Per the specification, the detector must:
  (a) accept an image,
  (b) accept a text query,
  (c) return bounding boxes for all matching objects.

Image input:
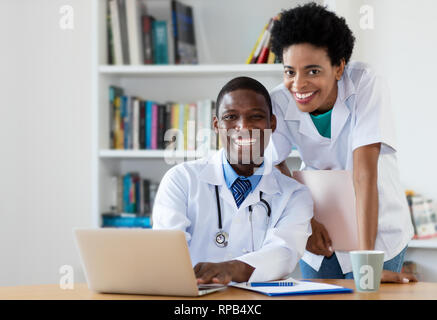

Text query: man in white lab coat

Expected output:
[152,76,313,284]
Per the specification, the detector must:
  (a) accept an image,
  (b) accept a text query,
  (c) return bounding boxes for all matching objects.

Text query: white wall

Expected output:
[0,0,92,285]
[335,0,437,200]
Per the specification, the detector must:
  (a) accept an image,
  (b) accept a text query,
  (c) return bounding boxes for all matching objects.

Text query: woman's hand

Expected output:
[194,260,255,285]
[306,218,334,257]
[380,270,418,283]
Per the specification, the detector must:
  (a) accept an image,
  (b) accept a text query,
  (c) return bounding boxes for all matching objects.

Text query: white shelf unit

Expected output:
[92,0,303,227]
[408,239,437,249]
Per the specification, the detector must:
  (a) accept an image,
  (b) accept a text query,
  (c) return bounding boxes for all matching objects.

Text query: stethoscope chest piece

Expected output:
[215,230,229,248]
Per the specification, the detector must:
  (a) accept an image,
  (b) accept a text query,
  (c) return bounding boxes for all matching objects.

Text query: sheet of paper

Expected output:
[292,170,359,251]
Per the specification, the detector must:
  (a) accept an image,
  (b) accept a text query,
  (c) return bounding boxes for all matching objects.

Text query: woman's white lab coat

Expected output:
[269,61,414,274]
[152,149,313,282]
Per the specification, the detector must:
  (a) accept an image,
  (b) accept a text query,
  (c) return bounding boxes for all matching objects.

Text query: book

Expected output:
[246,22,269,64]
[267,50,276,64]
[256,31,272,64]
[151,103,158,149]
[410,194,437,239]
[145,100,153,149]
[183,104,189,150]
[109,0,123,65]
[195,99,212,156]
[250,18,272,64]
[109,86,124,149]
[141,179,151,215]
[125,0,145,65]
[171,0,198,64]
[187,103,196,151]
[132,98,140,150]
[152,20,169,64]
[106,0,115,64]
[117,0,130,64]
[139,100,145,149]
[178,103,185,150]
[123,173,131,212]
[102,214,152,228]
[164,102,174,149]
[121,96,129,149]
[142,15,155,64]
[157,104,166,149]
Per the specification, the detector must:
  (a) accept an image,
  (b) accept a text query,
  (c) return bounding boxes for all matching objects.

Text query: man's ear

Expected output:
[270,114,277,133]
[212,115,219,134]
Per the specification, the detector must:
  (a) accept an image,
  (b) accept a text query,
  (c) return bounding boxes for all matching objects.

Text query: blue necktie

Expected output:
[231,178,252,208]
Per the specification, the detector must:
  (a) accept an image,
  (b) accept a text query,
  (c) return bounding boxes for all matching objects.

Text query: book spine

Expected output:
[128,96,133,149]
[109,0,123,65]
[107,1,115,64]
[171,0,179,64]
[251,18,272,64]
[123,173,131,213]
[157,104,165,149]
[172,1,197,64]
[178,103,185,150]
[256,27,272,64]
[145,101,153,149]
[125,0,144,65]
[142,179,151,215]
[117,0,130,64]
[183,104,189,150]
[152,20,169,64]
[142,15,154,64]
[109,86,115,149]
[133,98,140,150]
[132,173,140,214]
[246,22,268,64]
[117,176,123,213]
[102,215,151,228]
[151,103,158,149]
[187,103,196,151]
[122,96,129,149]
[164,103,173,148]
[267,50,276,64]
[139,100,145,149]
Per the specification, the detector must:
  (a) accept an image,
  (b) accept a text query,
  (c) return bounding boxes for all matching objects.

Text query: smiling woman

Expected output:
[268,2,415,283]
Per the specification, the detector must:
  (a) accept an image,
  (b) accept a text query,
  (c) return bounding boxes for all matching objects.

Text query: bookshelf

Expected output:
[408,239,437,249]
[92,0,302,227]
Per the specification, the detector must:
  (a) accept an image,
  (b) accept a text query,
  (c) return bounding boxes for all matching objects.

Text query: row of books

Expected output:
[246,15,280,64]
[107,0,197,65]
[110,173,159,215]
[109,86,218,151]
[406,191,437,239]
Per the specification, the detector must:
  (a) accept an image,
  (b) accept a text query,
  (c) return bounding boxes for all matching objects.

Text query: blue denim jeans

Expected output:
[299,246,408,279]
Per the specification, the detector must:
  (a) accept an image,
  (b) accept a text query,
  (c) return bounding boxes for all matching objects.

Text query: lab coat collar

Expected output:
[199,149,281,198]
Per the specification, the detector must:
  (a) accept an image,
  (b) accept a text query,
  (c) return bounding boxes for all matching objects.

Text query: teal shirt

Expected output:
[310,109,332,139]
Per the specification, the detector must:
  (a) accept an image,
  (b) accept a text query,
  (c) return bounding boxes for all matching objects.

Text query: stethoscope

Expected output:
[214,185,271,250]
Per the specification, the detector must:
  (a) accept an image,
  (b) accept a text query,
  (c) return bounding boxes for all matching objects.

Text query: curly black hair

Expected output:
[271,2,355,66]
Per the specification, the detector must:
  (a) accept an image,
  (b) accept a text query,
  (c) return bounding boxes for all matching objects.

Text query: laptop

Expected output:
[74,228,226,296]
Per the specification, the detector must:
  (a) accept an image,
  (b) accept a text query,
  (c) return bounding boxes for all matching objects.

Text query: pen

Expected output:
[249,281,294,287]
